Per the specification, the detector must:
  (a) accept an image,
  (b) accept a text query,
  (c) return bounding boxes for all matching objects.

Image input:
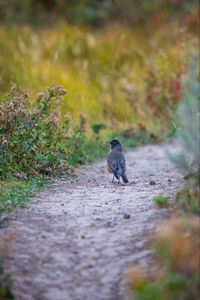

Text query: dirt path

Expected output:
[2,143,183,300]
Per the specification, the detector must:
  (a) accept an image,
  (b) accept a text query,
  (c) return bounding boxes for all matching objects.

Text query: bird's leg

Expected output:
[118,177,120,184]
[112,175,115,183]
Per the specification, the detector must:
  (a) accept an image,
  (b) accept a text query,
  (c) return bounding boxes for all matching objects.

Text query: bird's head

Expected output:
[109,139,122,151]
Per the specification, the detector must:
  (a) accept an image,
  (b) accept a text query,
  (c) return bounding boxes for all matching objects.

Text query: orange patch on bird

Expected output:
[106,164,112,173]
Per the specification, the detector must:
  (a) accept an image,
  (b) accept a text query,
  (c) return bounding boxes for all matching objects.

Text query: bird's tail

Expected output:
[121,173,129,183]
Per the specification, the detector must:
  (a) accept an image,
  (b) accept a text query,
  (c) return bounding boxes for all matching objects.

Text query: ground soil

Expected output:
[1,143,183,300]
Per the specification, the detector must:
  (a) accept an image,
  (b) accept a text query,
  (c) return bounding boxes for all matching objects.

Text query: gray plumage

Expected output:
[107,139,129,183]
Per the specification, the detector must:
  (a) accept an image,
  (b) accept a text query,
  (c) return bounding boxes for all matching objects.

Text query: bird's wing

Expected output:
[118,155,126,175]
[118,155,128,182]
[107,153,120,179]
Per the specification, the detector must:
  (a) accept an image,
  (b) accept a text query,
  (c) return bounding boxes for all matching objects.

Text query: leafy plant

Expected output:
[167,59,200,214]
[153,195,168,206]
[175,178,200,214]
[0,85,80,178]
[0,178,47,211]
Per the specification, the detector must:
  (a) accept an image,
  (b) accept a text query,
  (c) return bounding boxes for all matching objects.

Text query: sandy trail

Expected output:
[2,143,183,300]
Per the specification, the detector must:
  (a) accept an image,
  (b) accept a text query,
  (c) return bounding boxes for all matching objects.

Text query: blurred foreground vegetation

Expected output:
[125,63,200,300]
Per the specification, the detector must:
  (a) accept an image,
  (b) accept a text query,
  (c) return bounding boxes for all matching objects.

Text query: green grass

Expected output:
[0,177,48,212]
[0,21,195,127]
[70,126,159,165]
[153,195,168,207]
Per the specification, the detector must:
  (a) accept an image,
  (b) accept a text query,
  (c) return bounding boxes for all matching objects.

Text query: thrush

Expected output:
[106,139,129,183]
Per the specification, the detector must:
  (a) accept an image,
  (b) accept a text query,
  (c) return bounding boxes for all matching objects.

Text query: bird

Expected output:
[106,139,129,183]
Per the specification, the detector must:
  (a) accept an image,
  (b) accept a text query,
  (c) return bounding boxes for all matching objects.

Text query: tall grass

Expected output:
[0,22,196,128]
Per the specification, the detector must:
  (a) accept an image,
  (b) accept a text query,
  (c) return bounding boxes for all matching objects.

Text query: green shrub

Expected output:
[167,59,200,214]
[69,131,108,165]
[0,178,47,211]
[175,178,200,214]
[167,60,200,177]
[153,195,168,206]
[0,85,80,178]
[91,123,107,135]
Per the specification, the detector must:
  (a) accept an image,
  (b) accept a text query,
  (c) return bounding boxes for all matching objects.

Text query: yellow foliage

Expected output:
[0,22,197,128]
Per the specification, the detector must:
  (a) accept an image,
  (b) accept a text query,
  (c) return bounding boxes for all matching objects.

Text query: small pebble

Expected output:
[123,213,131,219]
[149,180,156,185]
[87,264,93,269]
